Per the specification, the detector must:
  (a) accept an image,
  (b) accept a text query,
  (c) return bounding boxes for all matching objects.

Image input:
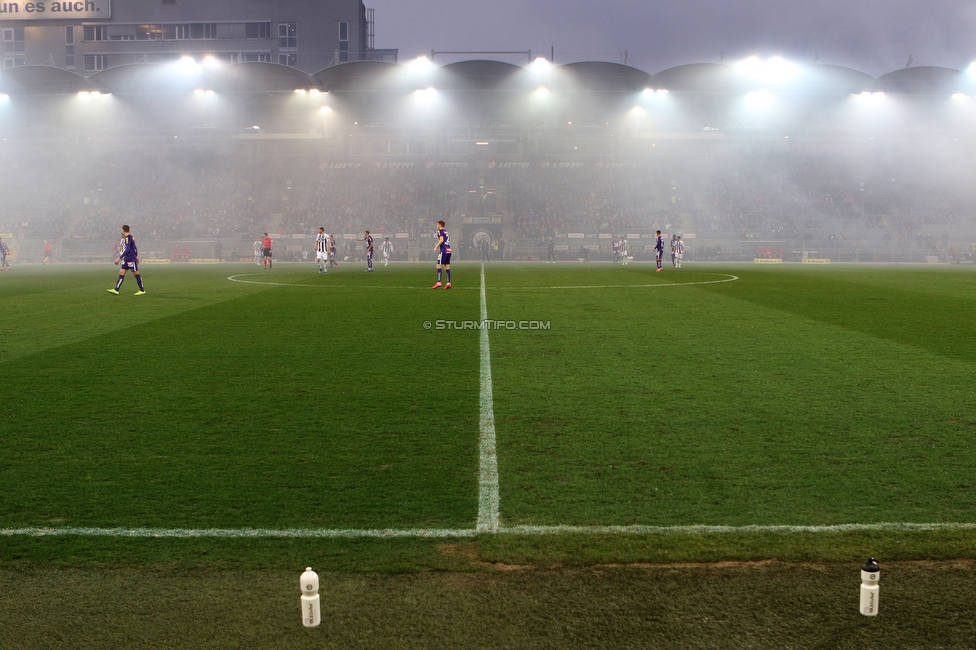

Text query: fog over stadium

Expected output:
[2,0,976,265]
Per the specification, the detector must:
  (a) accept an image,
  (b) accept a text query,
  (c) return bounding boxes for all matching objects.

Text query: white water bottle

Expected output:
[859,558,880,616]
[300,567,321,627]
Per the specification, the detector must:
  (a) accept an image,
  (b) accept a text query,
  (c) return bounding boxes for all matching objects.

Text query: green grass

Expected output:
[1,262,976,570]
[3,562,976,648]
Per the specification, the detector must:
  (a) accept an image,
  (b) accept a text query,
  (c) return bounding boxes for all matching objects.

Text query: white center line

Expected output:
[477,263,500,533]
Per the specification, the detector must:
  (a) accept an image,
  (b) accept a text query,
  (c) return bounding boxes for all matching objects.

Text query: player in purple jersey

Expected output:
[612,237,620,264]
[432,220,452,289]
[108,225,146,295]
[654,230,664,272]
[357,231,374,272]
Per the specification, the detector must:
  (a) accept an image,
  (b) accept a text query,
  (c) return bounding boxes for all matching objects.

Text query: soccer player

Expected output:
[262,233,273,269]
[621,237,629,265]
[674,235,685,268]
[432,220,452,289]
[107,225,146,295]
[357,231,374,272]
[670,235,678,268]
[329,236,339,268]
[382,237,393,266]
[315,227,330,274]
[0,237,9,270]
[547,237,555,263]
[42,240,53,264]
[655,230,664,272]
[253,238,262,266]
[612,237,620,264]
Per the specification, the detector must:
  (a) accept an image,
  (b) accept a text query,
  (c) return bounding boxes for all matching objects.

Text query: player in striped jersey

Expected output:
[674,235,685,268]
[315,227,330,274]
[382,238,393,266]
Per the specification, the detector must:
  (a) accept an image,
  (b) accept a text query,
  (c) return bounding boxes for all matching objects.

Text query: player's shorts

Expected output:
[656,250,664,260]
[263,248,272,257]
[366,250,373,260]
[121,260,139,272]
[316,251,328,261]
[437,251,452,265]
[383,252,390,259]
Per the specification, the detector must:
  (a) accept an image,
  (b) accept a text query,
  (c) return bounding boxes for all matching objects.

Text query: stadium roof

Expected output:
[556,62,652,92]
[0,65,93,96]
[312,60,400,92]
[0,60,971,99]
[875,66,964,95]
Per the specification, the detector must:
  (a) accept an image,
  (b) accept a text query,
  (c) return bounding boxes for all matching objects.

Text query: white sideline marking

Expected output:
[477,263,500,533]
[3,522,975,539]
[0,527,476,539]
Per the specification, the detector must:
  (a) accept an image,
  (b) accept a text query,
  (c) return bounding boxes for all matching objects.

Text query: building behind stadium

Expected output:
[0,0,397,73]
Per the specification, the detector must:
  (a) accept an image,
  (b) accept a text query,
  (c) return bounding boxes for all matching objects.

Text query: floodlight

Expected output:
[952,92,969,103]
[294,88,307,94]
[632,105,645,114]
[737,56,797,85]
[194,88,206,97]
[90,91,101,98]
[77,91,90,99]
[643,87,654,95]
[529,57,551,73]
[176,56,198,74]
[309,89,321,96]
[969,62,976,76]
[202,55,219,67]
[535,86,549,97]
[408,56,433,73]
[476,141,489,145]
[319,106,331,115]
[656,88,669,94]
[0,93,7,101]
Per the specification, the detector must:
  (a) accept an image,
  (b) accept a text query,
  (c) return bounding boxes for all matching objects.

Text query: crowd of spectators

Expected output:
[1,147,973,248]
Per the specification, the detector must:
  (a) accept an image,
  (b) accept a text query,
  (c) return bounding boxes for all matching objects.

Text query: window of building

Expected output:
[3,27,25,56]
[65,26,75,69]
[190,23,217,39]
[172,24,191,40]
[338,21,349,62]
[278,52,297,67]
[83,26,108,42]
[135,24,166,40]
[84,54,108,72]
[243,53,271,62]
[107,25,136,40]
[245,22,271,39]
[278,23,297,48]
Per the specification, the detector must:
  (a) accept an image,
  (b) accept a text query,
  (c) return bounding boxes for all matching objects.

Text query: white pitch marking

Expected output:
[477,262,500,533]
[3,522,975,539]
[0,527,476,539]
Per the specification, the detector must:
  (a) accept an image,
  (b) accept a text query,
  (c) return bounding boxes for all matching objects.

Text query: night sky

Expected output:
[371,0,976,75]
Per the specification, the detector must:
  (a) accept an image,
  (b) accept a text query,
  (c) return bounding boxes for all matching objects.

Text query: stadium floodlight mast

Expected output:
[737,55,797,85]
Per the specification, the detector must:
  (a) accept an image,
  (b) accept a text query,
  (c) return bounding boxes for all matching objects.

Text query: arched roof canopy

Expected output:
[433,60,525,91]
[312,60,404,92]
[555,61,652,92]
[651,63,736,93]
[0,65,92,96]
[204,62,317,94]
[875,66,964,95]
[794,64,874,95]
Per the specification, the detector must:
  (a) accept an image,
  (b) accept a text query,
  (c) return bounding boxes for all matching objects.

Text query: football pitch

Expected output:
[2,260,976,562]
[3,261,976,645]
